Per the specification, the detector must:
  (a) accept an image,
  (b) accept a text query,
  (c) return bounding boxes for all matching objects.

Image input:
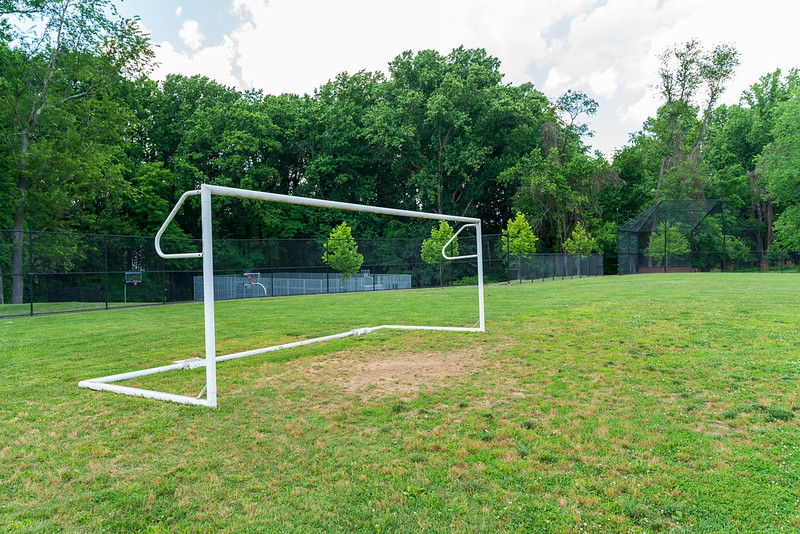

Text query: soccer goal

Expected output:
[79,184,485,407]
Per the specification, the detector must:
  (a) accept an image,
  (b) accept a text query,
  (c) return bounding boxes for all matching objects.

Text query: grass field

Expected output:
[2,274,800,533]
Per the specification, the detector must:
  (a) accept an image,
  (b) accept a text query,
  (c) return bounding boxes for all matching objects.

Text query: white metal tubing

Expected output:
[83,184,486,407]
[80,381,211,407]
[476,221,485,332]
[251,282,267,296]
[441,223,479,260]
[205,185,480,224]
[78,360,195,385]
[154,190,202,259]
[201,185,218,407]
[78,323,483,406]
[214,324,482,363]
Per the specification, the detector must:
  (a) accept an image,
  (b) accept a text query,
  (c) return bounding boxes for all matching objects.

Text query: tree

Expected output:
[365,47,550,230]
[644,223,690,268]
[501,147,619,251]
[556,89,598,153]
[651,40,739,199]
[322,222,363,281]
[758,83,800,249]
[563,225,596,254]
[502,212,538,253]
[420,221,458,286]
[563,224,597,276]
[703,70,800,251]
[0,0,152,303]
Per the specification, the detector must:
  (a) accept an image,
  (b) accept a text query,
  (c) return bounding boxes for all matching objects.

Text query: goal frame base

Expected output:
[78,324,482,407]
[79,184,485,407]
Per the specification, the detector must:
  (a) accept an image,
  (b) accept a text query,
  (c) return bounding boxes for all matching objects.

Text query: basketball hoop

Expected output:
[124,271,142,303]
[243,272,267,297]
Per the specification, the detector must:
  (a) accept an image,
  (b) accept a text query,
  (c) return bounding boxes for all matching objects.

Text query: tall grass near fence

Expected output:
[2,274,799,532]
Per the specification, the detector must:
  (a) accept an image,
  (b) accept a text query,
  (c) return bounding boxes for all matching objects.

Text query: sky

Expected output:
[115,0,799,157]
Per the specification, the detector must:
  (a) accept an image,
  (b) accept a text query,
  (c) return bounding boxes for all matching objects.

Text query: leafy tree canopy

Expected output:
[420,221,458,265]
[322,222,363,280]
[502,212,538,254]
[563,225,597,254]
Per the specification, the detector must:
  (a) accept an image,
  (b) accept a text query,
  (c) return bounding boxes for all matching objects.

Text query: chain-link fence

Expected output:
[616,199,776,274]
[507,253,604,282]
[0,229,607,318]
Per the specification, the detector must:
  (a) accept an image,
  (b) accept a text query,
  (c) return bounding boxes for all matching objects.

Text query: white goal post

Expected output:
[79,184,485,407]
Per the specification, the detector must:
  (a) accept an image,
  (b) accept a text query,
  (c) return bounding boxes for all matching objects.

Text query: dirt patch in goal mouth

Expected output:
[293,348,485,399]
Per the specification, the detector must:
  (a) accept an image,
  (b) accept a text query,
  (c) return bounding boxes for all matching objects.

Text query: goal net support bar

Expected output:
[79,184,485,407]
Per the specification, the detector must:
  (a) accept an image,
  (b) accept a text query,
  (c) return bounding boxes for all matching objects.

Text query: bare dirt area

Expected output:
[283,347,487,399]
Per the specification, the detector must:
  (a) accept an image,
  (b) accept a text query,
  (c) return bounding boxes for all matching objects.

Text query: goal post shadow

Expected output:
[79,184,485,407]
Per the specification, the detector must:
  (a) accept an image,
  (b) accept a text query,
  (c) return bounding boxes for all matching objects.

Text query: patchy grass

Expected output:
[2,274,800,532]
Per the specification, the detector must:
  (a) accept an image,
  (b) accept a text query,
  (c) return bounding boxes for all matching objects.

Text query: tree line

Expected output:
[3,1,800,301]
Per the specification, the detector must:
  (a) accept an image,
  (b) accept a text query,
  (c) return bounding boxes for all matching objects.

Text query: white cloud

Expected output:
[544,68,573,94]
[225,0,603,95]
[143,0,800,156]
[587,66,619,99]
[619,92,656,125]
[151,37,242,89]
[178,19,204,51]
[175,6,182,17]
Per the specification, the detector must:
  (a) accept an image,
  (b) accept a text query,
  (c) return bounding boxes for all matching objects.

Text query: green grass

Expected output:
[0,300,163,318]
[2,274,800,532]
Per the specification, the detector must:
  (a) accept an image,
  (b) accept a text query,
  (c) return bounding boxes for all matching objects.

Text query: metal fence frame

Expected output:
[2,228,605,319]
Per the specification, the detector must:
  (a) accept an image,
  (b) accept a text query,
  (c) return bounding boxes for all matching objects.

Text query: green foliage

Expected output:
[322,222,363,280]
[421,221,458,265]
[501,147,620,251]
[365,47,551,224]
[563,225,597,254]
[724,235,755,263]
[644,223,690,262]
[502,212,538,254]
[759,83,800,249]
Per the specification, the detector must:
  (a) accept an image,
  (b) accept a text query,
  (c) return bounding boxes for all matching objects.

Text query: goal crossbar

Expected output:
[79,184,485,407]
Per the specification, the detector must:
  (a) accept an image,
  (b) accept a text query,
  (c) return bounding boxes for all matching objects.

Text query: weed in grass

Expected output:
[538,451,559,464]
[391,401,410,413]
[766,407,794,422]
[514,440,531,458]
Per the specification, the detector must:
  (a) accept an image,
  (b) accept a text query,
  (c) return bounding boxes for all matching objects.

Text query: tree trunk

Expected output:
[11,147,28,305]
[765,198,775,250]
[11,131,29,305]
[11,207,25,305]
[656,156,666,200]
[746,170,765,255]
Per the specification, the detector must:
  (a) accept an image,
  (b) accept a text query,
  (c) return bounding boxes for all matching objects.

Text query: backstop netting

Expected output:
[617,199,759,275]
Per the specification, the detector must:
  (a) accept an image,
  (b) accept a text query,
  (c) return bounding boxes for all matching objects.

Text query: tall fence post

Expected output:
[722,208,727,272]
[29,231,33,317]
[325,240,330,294]
[449,241,453,286]
[104,235,109,310]
[270,239,274,297]
[371,239,377,292]
[505,232,510,284]
[161,253,167,304]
